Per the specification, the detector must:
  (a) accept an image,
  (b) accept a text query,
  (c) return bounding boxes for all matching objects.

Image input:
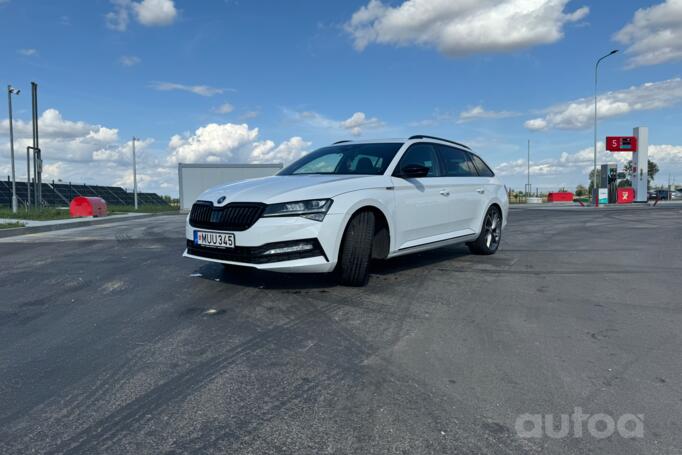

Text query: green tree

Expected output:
[623,159,659,189]
[575,184,588,196]
[589,159,660,192]
[587,169,601,194]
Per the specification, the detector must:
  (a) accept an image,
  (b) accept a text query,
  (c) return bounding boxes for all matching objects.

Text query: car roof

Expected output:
[331,138,405,144]
[331,137,472,150]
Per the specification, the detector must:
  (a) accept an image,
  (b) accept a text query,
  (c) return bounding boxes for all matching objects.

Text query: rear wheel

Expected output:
[338,211,375,286]
[467,206,502,255]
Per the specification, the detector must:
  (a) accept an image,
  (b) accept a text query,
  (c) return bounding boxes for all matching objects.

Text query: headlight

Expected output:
[262,199,333,221]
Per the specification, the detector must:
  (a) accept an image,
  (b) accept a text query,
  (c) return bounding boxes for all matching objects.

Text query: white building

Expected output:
[178,163,283,210]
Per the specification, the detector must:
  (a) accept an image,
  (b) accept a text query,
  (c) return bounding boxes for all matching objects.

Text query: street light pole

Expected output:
[7,85,20,213]
[132,137,138,210]
[593,50,618,205]
[527,139,531,196]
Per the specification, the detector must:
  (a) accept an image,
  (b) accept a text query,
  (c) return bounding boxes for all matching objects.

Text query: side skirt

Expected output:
[387,233,479,259]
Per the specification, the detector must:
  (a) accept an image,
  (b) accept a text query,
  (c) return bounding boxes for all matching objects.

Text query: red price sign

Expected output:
[606,136,637,152]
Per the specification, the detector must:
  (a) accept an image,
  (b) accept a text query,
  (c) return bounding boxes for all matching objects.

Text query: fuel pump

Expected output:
[608,166,618,203]
[600,164,618,204]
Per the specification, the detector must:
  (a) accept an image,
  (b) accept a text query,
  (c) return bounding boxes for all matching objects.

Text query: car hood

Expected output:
[197,174,389,206]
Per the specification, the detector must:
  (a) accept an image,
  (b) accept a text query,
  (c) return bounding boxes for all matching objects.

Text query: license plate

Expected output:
[194,231,235,248]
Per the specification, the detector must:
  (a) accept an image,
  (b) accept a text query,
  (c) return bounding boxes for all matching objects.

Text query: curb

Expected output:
[509,202,681,211]
[0,212,181,239]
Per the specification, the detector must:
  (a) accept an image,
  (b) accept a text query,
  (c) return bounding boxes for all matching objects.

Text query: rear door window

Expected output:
[436,145,478,177]
[468,153,495,177]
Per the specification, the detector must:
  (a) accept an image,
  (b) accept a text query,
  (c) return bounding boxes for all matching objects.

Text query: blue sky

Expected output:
[1,0,682,196]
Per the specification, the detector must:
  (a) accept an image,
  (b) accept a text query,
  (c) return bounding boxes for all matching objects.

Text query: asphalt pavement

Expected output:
[0,206,680,454]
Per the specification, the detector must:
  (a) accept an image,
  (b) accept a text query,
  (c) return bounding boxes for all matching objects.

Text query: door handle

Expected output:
[476,188,485,194]
[439,189,450,196]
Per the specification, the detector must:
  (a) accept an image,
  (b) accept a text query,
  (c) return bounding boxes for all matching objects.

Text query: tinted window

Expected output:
[348,153,386,174]
[292,153,343,174]
[436,145,477,177]
[468,153,495,177]
[395,143,440,177]
[279,143,402,175]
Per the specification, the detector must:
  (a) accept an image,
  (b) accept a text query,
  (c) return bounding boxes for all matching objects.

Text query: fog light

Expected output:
[261,242,314,255]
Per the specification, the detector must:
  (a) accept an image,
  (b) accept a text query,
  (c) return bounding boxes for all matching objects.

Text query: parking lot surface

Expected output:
[1,206,680,454]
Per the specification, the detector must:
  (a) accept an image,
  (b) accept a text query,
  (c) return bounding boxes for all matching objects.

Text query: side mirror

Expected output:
[400,164,430,178]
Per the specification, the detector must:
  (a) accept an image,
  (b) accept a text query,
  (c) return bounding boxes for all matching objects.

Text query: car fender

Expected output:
[326,189,396,262]
[483,185,509,232]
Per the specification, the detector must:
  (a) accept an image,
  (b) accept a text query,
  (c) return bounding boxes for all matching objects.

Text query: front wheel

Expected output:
[337,211,375,286]
[467,206,502,255]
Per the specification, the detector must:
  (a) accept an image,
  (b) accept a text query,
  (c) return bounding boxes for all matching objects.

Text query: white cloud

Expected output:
[119,55,141,66]
[523,118,549,131]
[649,144,682,163]
[17,48,38,56]
[106,0,177,31]
[496,142,682,181]
[240,110,259,120]
[133,0,177,26]
[345,0,589,56]
[166,123,310,165]
[614,0,682,67]
[150,81,225,97]
[458,105,519,122]
[92,138,154,162]
[167,124,258,164]
[0,109,175,194]
[495,158,566,177]
[1,109,115,141]
[113,167,174,191]
[289,110,384,136]
[87,127,119,143]
[408,109,456,127]
[250,137,311,164]
[292,111,338,129]
[340,112,383,136]
[106,0,131,31]
[524,78,682,130]
[213,103,234,114]
[0,110,129,164]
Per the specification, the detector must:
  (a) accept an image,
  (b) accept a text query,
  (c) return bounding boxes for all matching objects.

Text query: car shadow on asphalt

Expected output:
[193,262,337,290]
[372,245,470,276]
[190,245,471,290]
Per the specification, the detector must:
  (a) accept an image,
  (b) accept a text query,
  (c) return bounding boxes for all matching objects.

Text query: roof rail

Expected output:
[333,140,352,144]
[408,135,471,150]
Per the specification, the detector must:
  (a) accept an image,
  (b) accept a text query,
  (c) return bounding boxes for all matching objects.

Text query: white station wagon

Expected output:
[184,135,508,286]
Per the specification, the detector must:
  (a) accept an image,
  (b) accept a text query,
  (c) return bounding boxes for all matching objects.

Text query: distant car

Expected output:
[649,189,680,200]
[184,136,509,286]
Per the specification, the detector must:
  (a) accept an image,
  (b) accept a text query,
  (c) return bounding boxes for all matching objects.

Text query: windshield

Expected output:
[279,143,403,176]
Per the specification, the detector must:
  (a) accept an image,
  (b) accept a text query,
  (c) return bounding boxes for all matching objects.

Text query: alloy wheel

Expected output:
[484,209,501,250]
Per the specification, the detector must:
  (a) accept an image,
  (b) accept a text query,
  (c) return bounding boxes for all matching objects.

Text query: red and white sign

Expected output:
[617,188,635,204]
[606,136,638,152]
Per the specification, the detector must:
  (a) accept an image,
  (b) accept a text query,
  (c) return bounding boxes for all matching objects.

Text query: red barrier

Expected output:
[617,188,635,204]
[70,196,108,218]
[547,192,574,202]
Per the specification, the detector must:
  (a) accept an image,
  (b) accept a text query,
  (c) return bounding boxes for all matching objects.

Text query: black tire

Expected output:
[467,206,502,255]
[338,210,375,286]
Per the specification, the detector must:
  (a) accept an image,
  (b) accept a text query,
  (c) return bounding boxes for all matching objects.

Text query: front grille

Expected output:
[189,201,265,231]
[186,239,326,264]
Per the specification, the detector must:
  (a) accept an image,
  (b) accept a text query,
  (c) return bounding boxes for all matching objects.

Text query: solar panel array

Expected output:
[0,179,169,209]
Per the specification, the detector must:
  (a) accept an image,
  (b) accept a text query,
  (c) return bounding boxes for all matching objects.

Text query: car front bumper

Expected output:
[183,213,344,273]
